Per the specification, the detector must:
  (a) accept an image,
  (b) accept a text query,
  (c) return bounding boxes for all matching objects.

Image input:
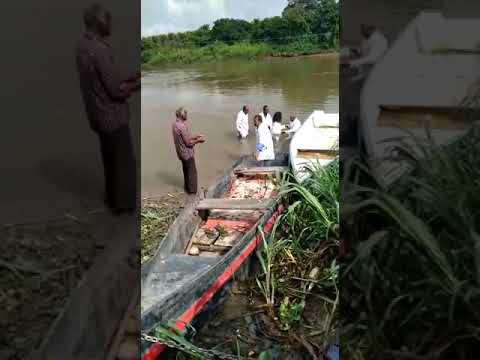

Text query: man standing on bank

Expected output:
[76,4,140,214]
[172,108,205,194]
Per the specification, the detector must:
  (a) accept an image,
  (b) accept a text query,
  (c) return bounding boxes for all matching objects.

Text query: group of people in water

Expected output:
[236,104,301,161]
[171,105,302,195]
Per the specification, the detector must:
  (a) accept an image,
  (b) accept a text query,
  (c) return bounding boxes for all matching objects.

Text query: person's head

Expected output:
[176,107,187,121]
[361,24,375,39]
[83,4,112,37]
[243,105,250,114]
[263,105,269,115]
[254,114,262,127]
[290,115,296,122]
[273,112,282,123]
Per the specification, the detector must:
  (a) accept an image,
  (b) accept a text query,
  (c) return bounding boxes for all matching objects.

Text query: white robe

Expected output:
[259,112,273,130]
[271,122,284,141]
[256,122,275,161]
[350,30,388,67]
[236,110,249,138]
[285,118,301,134]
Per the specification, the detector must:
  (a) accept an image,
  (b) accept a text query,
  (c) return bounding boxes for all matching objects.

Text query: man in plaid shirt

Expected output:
[172,108,205,194]
[76,4,140,213]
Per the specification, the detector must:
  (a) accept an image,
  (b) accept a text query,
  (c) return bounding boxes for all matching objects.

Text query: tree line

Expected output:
[141,0,339,63]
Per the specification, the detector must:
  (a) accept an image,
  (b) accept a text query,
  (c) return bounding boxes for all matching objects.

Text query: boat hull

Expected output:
[289,111,339,182]
[141,154,289,358]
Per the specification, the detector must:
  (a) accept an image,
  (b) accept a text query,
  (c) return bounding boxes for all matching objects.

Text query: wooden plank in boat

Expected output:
[197,198,274,211]
[196,243,232,253]
[209,209,262,222]
[297,149,338,160]
[380,105,467,113]
[234,166,289,175]
[378,105,473,130]
[214,230,243,247]
[199,251,221,257]
[191,228,217,246]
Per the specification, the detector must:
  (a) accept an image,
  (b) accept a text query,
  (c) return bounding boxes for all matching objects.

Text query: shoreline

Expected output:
[141,50,339,70]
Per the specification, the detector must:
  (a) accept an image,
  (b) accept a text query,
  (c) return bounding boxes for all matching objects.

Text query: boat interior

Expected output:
[141,156,289,327]
[290,112,339,178]
[360,12,480,186]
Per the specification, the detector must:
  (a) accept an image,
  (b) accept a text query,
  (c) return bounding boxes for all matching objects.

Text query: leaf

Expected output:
[258,351,272,360]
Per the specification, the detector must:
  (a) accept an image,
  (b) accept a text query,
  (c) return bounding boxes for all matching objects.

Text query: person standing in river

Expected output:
[271,111,284,142]
[172,108,205,194]
[76,4,140,214]
[236,105,250,140]
[259,105,273,131]
[254,114,275,162]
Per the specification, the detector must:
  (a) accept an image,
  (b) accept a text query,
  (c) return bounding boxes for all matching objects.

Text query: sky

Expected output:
[142,0,288,37]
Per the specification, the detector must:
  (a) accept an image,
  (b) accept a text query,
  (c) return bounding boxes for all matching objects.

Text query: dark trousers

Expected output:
[98,126,137,212]
[181,157,198,194]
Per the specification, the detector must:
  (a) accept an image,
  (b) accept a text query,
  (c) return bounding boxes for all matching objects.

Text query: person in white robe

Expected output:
[236,105,249,139]
[254,115,275,161]
[348,25,388,70]
[284,115,301,136]
[259,105,273,131]
[271,112,284,141]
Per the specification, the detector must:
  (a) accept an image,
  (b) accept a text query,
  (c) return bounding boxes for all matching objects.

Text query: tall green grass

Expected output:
[342,129,480,359]
[143,41,330,66]
[255,161,340,347]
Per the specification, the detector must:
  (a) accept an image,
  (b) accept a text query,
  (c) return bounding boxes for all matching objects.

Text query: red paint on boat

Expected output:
[201,219,253,232]
[142,204,284,360]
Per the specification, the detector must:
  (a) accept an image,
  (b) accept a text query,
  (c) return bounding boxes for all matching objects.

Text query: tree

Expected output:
[211,19,252,43]
[310,0,339,47]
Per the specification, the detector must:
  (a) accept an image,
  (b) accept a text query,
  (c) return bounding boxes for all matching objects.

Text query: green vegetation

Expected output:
[254,161,339,346]
[342,128,480,359]
[141,194,186,264]
[147,162,340,358]
[142,0,339,66]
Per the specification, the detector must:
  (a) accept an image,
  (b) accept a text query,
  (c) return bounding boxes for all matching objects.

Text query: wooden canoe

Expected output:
[141,154,289,359]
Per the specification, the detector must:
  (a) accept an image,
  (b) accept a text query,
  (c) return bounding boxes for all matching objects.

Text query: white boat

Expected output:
[360,11,480,187]
[289,110,339,182]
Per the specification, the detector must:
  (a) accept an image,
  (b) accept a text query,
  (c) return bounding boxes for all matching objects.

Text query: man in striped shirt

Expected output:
[172,108,205,194]
[76,4,140,213]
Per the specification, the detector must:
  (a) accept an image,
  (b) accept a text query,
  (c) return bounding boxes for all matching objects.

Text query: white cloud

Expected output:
[142,0,287,36]
[142,23,188,37]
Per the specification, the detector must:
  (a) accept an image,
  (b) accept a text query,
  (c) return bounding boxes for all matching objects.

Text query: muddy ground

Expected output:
[141,193,188,264]
[0,213,104,359]
[190,280,332,360]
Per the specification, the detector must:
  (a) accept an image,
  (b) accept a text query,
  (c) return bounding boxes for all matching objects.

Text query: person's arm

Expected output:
[94,45,131,100]
[236,114,244,133]
[350,35,387,67]
[284,123,295,133]
[180,126,204,148]
[94,46,141,100]
[120,78,141,94]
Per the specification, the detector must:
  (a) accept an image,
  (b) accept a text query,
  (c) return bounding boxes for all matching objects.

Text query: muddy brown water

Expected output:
[141,55,339,196]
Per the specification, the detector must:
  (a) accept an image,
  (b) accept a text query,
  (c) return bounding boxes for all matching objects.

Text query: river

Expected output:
[141,54,339,196]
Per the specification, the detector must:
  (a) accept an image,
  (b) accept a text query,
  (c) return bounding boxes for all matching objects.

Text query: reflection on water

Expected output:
[142,55,339,195]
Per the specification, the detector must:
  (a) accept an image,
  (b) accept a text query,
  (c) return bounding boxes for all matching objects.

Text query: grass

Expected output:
[0,215,99,358]
[142,41,335,67]
[141,193,187,263]
[146,162,340,358]
[341,128,480,359]
[254,161,340,352]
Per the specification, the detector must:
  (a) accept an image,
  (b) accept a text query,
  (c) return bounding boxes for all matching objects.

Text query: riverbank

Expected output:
[1,214,102,358]
[141,193,188,264]
[143,162,340,358]
[142,42,338,68]
[342,128,480,358]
